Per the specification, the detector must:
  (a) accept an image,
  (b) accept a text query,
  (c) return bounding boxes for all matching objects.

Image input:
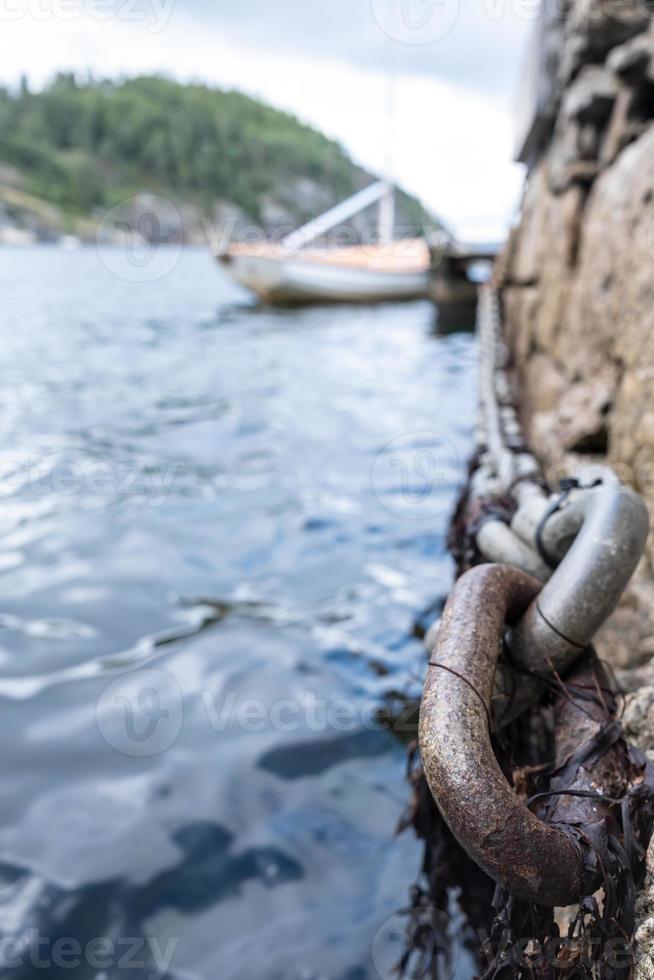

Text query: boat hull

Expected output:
[218,251,430,305]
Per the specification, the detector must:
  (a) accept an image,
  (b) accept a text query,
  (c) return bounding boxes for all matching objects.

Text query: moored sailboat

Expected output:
[215,180,431,306]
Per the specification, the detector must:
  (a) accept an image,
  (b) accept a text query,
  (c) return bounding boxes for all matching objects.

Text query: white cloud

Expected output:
[0,3,530,240]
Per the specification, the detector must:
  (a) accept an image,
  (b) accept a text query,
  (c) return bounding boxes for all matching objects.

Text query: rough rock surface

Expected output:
[500,3,654,969]
[625,678,654,977]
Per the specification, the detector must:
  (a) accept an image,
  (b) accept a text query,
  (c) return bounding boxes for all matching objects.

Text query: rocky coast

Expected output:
[499,3,654,970]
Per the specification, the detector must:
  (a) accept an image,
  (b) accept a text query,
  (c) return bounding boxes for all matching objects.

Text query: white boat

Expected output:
[217,238,431,305]
[215,181,431,305]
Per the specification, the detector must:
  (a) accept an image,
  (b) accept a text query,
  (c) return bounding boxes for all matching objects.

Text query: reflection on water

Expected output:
[0,246,477,979]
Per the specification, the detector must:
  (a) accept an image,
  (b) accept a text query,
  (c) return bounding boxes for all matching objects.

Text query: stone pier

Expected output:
[499,4,654,968]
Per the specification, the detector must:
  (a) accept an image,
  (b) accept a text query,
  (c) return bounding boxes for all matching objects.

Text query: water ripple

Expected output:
[0,247,477,978]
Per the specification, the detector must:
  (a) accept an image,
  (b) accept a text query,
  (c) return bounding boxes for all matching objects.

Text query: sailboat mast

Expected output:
[378,184,395,246]
[378,24,398,245]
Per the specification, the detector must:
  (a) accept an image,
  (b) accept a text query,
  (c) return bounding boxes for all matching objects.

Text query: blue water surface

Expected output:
[0,245,477,979]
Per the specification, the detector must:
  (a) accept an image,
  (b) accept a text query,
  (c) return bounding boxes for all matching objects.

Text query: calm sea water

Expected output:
[0,245,477,980]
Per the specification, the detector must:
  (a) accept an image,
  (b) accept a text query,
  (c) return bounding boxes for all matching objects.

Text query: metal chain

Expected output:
[418,284,652,911]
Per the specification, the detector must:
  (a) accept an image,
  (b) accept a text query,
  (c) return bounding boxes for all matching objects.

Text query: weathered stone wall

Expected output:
[501,2,654,675]
[501,5,654,968]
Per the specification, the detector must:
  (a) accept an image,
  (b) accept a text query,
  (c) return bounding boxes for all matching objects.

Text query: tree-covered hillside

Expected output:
[0,74,431,238]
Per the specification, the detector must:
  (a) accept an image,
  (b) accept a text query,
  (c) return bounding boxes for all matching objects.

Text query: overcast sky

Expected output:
[0,0,538,240]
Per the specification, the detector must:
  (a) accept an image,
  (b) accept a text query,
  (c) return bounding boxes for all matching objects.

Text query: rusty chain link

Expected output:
[418,285,652,912]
